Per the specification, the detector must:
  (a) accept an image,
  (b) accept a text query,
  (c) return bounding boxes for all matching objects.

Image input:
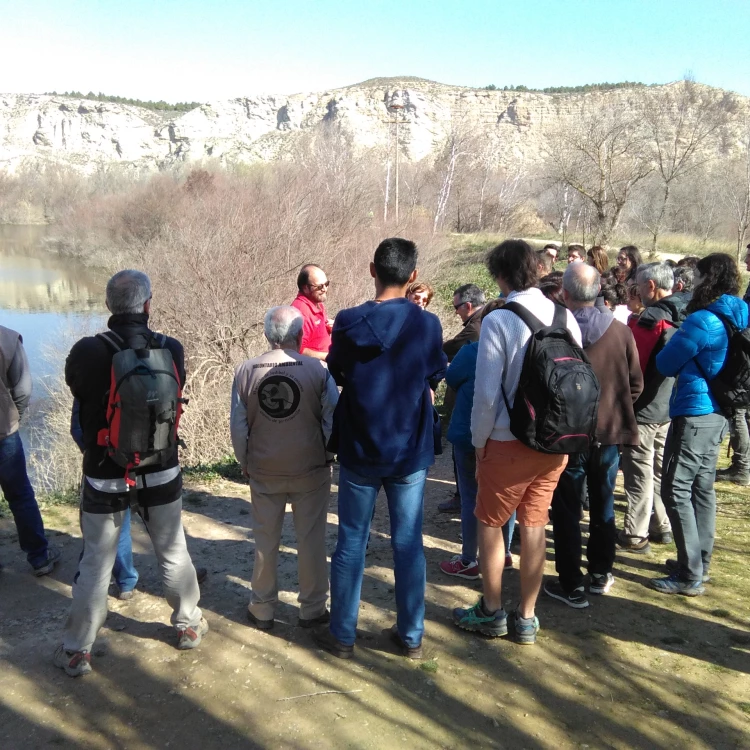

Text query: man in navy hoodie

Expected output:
[313,238,447,660]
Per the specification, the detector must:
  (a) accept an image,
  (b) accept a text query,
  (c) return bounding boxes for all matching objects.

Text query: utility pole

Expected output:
[384,95,409,225]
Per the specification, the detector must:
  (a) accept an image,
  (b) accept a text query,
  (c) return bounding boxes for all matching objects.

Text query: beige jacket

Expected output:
[230,349,338,491]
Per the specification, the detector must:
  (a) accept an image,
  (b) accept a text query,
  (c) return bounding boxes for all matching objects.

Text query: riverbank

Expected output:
[1,448,748,749]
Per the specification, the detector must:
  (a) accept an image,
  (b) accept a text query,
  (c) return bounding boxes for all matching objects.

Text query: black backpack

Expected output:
[694,310,750,412]
[501,302,600,454]
[95,331,186,487]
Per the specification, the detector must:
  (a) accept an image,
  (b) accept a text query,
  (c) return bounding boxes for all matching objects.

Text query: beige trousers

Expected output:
[622,422,672,538]
[248,474,331,621]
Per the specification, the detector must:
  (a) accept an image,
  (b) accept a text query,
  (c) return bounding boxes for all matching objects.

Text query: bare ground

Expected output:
[1,448,749,750]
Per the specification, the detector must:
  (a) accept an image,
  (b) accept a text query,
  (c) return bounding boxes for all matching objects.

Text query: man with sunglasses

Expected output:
[443,284,486,361]
[292,264,333,360]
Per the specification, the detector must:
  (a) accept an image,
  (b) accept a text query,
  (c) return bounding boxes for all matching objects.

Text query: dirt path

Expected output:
[1,450,749,749]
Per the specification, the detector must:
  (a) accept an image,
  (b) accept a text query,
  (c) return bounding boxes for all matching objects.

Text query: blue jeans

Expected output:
[550,444,619,591]
[330,465,427,648]
[113,508,139,592]
[0,431,48,566]
[454,444,515,563]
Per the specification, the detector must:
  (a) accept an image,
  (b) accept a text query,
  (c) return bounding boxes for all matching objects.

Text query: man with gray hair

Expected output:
[443,284,486,361]
[545,263,642,609]
[56,270,206,677]
[617,262,687,552]
[231,305,338,630]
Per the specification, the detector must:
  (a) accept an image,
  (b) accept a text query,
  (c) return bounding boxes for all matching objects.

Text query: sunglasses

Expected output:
[453,301,467,310]
[307,281,330,292]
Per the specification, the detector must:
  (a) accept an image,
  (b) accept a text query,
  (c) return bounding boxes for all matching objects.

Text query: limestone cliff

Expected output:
[1,78,747,173]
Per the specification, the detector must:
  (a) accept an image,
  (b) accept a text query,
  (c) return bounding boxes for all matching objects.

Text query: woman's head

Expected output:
[687,253,740,313]
[405,281,434,309]
[617,245,643,278]
[587,246,609,275]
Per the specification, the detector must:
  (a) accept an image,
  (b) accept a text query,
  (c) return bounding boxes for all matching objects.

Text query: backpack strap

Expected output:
[502,301,545,333]
[96,331,125,353]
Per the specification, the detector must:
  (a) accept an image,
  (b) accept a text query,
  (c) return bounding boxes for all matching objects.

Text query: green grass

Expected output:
[183,455,244,482]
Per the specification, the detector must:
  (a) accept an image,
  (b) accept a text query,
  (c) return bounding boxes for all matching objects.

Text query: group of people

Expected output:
[2,236,748,677]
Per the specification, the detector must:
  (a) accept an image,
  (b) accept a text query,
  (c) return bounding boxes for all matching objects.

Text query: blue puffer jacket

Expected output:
[445,341,477,452]
[656,294,749,417]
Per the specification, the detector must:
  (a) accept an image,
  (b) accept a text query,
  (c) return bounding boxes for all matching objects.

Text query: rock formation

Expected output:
[1,78,747,173]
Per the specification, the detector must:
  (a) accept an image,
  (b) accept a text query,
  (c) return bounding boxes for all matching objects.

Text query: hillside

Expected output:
[1,78,748,173]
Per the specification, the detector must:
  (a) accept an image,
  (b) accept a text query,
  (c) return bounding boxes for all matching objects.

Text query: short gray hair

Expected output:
[106,270,152,315]
[264,306,304,348]
[636,262,674,292]
[672,265,694,292]
[562,262,600,302]
[453,283,486,308]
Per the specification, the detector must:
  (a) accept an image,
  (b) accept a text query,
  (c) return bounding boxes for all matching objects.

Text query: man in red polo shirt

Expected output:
[291,264,332,360]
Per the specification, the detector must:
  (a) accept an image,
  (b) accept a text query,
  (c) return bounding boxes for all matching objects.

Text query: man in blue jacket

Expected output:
[313,237,447,660]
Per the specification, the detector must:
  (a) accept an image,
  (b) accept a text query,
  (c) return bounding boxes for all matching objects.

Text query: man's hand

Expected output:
[326,318,334,333]
[476,445,487,462]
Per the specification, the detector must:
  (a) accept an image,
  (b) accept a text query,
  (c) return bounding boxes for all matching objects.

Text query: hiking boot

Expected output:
[438,493,461,514]
[616,531,651,554]
[32,545,62,577]
[543,579,589,609]
[386,624,423,660]
[298,610,330,629]
[714,465,735,478]
[196,567,208,584]
[53,645,92,677]
[312,627,354,659]
[510,610,539,645]
[117,589,135,601]
[439,555,480,580]
[650,573,705,596]
[177,617,209,649]
[665,558,711,583]
[716,467,750,486]
[649,531,673,545]
[452,598,508,637]
[247,610,274,630]
[590,573,615,595]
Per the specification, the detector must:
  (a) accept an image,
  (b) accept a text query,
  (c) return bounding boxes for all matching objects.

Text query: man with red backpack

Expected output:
[54,270,206,677]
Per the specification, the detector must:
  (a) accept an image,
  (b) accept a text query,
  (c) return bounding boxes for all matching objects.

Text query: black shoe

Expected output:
[438,493,461,513]
[385,624,423,659]
[247,610,274,630]
[196,567,208,584]
[665,558,710,583]
[649,531,672,545]
[543,579,590,609]
[312,626,353,659]
[298,610,330,629]
[716,468,750,486]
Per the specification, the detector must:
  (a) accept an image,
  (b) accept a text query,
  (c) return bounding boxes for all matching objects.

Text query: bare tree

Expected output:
[721,121,750,262]
[543,99,654,245]
[640,80,732,251]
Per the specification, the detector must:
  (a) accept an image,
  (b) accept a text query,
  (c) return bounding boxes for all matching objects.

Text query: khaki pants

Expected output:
[622,422,672,539]
[248,475,331,621]
[63,497,202,653]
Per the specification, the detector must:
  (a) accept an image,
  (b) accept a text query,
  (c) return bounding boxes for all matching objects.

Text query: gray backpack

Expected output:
[96,331,186,487]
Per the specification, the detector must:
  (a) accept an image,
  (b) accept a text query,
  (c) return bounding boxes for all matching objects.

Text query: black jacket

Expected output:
[630,294,688,424]
[65,313,186,482]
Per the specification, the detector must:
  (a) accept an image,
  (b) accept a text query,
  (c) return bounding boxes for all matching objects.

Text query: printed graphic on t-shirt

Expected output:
[258,374,301,420]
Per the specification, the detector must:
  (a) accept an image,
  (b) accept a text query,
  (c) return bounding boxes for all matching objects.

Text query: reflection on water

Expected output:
[0,225,106,390]
[0,225,105,312]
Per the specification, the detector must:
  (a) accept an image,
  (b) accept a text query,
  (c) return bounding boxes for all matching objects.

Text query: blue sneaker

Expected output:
[453,598,508,637]
[32,545,61,577]
[511,610,539,645]
[650,573,704,597]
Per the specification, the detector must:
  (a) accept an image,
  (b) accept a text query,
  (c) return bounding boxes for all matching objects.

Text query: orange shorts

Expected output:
[475,439,567,528]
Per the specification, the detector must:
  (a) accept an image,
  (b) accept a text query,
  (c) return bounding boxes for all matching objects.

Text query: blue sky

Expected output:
[0,0,748,101]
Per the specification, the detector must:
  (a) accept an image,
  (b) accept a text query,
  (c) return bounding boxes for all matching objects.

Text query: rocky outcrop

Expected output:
[1,78,747,173]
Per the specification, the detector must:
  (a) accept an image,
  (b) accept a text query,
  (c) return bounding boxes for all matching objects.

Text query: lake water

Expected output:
[0,224,106,389]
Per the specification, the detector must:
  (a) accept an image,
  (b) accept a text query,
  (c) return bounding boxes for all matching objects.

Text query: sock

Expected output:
[479,597,498,616]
